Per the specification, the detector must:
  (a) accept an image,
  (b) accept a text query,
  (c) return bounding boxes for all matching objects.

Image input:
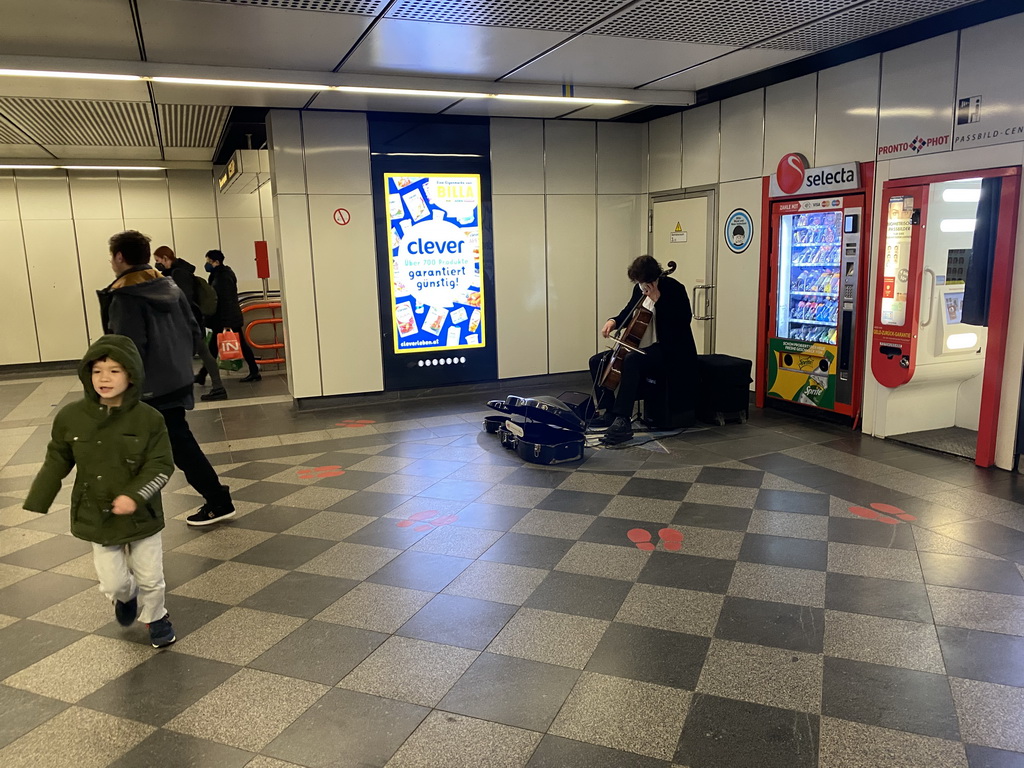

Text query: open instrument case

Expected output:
[483,395,586,465]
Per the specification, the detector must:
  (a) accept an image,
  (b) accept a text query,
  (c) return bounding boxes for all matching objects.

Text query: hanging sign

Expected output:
[769,154,860,198]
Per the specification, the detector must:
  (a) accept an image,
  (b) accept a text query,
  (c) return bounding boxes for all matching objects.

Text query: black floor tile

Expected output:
[739,533,828,571]
[0,679,68,748]
[0,619,84,679]
[249,620,388,685]
[822,656,960,740]
[535,488,613,515]
[715,596,825,653]
[439,652,580,731]
[96,595,230,646]
[826,517,917,551]
[586,622,710,690]
[342,516,432,548]
[918,552,1024,596]
[934,520,1024,557]
[229,481,303,504]
[754,489,830,516]
[696,466,765,488]
[365,550,472,592]
[228,504,319,532]
[480,532,574,569]
[316,470,393,491]
[503,466,573,488]
[673,502,752,532]
[579,516,672,549]
[397,593,517,650]
[743,453,814,473]
[0,534,92,570]
[676,693,819,768]
[80,652,239,726]
[965,744,1024,768]
[638,551,736,594]
[449,502,530,531]
[218,461,289,480]
[619,477,691,501]
[379,443,444,459]
[161,552,223,591]
[398,458,466,478]
[936,626,1024,687]
[527,735,670,768]
[263,688,428,768]
[825,572,934,623]
[0,571,94,618]
[108,729,252,768]
[232,534,336,570]
[240,571,359,618]
[889,497,975,529]
[524,571,633,620]
[328,491,412,517]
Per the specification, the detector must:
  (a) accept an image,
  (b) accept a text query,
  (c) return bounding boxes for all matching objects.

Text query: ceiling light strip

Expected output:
[0,164,166,170]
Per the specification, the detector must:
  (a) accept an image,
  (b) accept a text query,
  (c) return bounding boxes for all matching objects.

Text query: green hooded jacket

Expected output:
[24,335,174,546]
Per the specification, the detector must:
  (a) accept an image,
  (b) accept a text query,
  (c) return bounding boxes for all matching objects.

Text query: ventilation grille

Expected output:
[388,0,629,32]
[159,104,230,147]
[0,98,157,146]
[758,0,982,50]
[182,0,386,15]
[0,114,29,144]
[592,0,859,45]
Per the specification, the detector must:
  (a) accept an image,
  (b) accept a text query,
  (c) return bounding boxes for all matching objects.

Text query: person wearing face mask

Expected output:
[196,250,261,384]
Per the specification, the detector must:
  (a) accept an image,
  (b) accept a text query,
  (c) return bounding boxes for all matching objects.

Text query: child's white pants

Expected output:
[91,532,166,624]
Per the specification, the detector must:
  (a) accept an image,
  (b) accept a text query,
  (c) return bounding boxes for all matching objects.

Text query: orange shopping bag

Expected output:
[217,329,243,360]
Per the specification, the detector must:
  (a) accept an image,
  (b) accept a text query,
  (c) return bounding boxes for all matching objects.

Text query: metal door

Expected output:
[650,192,715,353]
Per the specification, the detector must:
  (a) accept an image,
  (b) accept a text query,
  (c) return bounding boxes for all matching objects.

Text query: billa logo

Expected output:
[776,153,807,195]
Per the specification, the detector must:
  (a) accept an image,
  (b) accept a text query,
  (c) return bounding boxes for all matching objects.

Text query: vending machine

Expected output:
[764,195,867,417]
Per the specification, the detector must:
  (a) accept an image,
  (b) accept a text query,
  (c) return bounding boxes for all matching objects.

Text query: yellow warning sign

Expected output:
[674,222,682,232]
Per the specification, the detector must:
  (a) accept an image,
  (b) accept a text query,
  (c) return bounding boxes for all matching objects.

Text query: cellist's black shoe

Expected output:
[588,411,616,430]
[601,416,634,445]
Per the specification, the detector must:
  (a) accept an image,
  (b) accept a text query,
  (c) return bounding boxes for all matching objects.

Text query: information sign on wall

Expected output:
[384,173,485,354]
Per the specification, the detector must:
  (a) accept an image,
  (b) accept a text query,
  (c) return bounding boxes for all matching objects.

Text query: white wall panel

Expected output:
[490,119,544,195]
[547,195,596,373]
[214,188,261,218]
[597,195,643,350]
[75,219,124,342]
[877,34,956,160]
[168,170,217,219]
[955,14,1024,151]
[69,173,122,221]
[597,123,643,194]
[544,121,596,195]
[302,112,371,196]
[266,111,307,196]
[15,173,72,220]
[714,178,763,369]
[682,103,721,189]
[118,173,170,220]
[721,90,764,182]
[171,218,220,268]
[0,220,39,363]
[649,114,682,192]
[0,172,17,220]
[123,220,173,252]
[492,195,547,378]
[816,56,880,165]
[308,194,382,396]
[23,220,88,361]
[218,218,264,287]
[763,74,817,176]
[273,193,321,398]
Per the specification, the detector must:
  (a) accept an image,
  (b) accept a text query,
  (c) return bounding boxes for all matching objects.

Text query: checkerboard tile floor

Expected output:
[0,373,1023,766]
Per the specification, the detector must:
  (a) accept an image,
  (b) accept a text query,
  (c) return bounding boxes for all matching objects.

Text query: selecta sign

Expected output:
[769,153,860,198]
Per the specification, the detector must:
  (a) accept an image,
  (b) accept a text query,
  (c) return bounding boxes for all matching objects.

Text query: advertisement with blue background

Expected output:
[385,173,485,354]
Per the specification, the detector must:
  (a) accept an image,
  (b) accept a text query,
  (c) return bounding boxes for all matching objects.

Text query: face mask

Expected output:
[204,263,214,272]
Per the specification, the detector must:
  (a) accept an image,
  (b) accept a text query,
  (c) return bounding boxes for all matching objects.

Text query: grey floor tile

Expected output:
[615,583,724,637]
[170,561,288,605]
[526,734,673,768]
[917,552,1024,596]
[510,509,596,540]
[746,509,829,540]
[386,710,542,768]
[317,582,434,633]
[697,638,822,713]
[728,561,826,607]
[250,620,387,685]
[296,541,401,581]
[240,571,359,618]
[397,593,517,650]
[926,585,1024,636]
[264,688,428,768]
[556,541,650,581]
[817,717,967,768]
[107,728,254,768]
[824,609,945,674]
[950,677,1024,753]
[410,525,503,558]
[487,607,609,669]
[0,684,68,749]
[171,607,304,666]
[827,542,923,583]
[443,560,548,605]
[172,527,275,561]
[0,706,154,768]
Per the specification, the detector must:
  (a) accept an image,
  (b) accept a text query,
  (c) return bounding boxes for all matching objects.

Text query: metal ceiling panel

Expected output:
[561,103,646,120]
[41,145,163,160]
[0,0,140,60]
[307,91,459,113]
[443,99,579,119]
[0,145,51,158]
[642,48,809,91]
[0,98,157,147]
[387,0,631,33]
[591,0,861,45]
[138,0,374,70]
[0,77,150,103]
[0,114,30,145]
[181,0,387,14]
[505,35,735,88]
[341,20,568,79]
[158,104,230,147]
[151,83,313,109]
[758,0,984,50]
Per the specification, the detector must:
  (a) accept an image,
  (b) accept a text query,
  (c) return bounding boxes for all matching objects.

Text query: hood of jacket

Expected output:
[165,257,196,278]
[79,334,145,408]
[108,265,183,315]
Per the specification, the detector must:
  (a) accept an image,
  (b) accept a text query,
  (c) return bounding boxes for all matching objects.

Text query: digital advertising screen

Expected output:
[384,173,485,355]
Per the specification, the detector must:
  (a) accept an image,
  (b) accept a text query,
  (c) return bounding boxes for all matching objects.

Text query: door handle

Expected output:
[920,268,936,327]
[692,285,715,320]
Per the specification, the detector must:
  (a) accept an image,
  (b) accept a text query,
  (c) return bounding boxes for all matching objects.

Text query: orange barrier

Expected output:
[242,302,285,365]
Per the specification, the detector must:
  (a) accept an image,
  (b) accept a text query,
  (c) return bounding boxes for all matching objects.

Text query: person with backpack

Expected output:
[153,246,228,402]
[197,249,261,384]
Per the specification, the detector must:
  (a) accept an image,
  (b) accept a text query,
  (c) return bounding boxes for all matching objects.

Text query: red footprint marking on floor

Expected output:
[296,465,345,479]
[627,529,656,551]
[396,510,458,532]
[335,419,376,428]
[870,502,916,522]
[659,528,684,552]
[848,503,916,525]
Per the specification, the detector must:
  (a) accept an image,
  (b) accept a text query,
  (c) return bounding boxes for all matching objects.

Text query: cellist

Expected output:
[588,255,697,444]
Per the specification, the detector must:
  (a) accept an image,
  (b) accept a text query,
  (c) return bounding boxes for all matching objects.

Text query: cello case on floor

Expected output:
[484,395,586,465]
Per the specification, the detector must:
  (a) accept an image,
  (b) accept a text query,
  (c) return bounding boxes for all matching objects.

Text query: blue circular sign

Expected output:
[724,208,753,254]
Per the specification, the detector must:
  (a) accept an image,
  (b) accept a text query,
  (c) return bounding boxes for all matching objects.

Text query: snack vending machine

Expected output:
[765,195,866,417]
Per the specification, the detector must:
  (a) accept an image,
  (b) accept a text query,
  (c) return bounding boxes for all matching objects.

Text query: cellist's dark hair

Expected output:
[627,255,662,283]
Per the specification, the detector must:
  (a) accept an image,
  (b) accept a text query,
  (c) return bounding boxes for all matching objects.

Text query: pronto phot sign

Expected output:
[769,153,861,198]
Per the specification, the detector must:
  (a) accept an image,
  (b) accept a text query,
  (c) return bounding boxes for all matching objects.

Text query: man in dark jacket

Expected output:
[99,230,236,526]
[588,254,697,444]
[197,249,261,383]
[154,245,227,401]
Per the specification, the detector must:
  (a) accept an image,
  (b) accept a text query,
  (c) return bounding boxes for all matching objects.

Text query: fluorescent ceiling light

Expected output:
[63,165,166,170]
[336,85,488,99]
[151,76,330,91]
[493,94,628,105]
[942,188,981,203]
[372,152,483,157]
[0,68,142,81]
[940,219,976,233]
[0,164,59,169]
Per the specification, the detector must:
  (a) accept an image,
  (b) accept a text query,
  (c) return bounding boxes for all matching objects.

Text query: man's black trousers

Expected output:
[588,343,667,418]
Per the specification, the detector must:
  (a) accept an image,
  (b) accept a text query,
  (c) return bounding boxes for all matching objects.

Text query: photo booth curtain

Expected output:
[962,177,1002,327]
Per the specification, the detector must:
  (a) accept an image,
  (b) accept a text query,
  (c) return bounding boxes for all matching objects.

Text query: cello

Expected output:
[598,260,677,390]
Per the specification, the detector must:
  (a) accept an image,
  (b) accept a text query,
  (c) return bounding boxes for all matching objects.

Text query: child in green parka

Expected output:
[24,335,177,648]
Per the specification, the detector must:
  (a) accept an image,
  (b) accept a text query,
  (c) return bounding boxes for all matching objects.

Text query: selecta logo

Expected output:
[776,153,807,195]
